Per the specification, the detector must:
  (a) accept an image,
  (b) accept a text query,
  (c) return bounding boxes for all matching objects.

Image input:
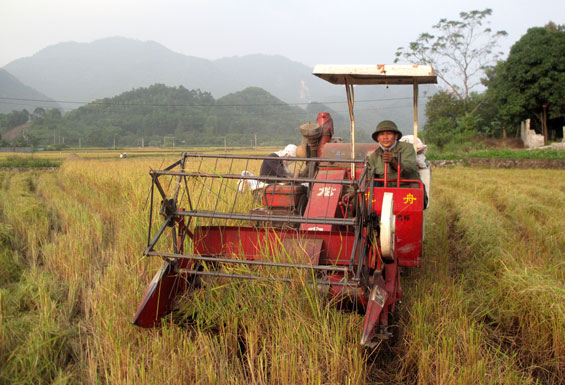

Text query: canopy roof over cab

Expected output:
[312,64,437,85]
[311,65,437,178]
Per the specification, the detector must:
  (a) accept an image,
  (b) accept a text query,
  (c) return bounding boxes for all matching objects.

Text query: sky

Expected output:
[1,0,563,68]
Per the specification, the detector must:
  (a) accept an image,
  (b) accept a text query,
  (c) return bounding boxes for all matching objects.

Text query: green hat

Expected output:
[371,120,402,142]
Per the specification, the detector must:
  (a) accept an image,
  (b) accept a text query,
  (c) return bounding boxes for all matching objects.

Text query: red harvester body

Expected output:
[133,65,436,346]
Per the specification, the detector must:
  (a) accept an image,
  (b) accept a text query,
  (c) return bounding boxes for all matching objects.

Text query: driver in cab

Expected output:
[368,120,420,187]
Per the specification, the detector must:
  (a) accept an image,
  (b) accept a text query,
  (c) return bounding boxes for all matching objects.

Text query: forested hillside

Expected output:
[7,84,347,147]
[0,69,59,114]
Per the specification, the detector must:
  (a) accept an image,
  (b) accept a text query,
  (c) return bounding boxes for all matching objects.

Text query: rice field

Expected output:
[0,150,563,384]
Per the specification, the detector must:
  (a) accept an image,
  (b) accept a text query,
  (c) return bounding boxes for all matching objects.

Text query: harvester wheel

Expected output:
[379,192,395,263]
[296,194,308,216]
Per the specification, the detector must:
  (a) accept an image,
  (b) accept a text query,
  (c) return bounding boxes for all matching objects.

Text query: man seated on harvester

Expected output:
[259,144,297,178]
[368,120,421,187]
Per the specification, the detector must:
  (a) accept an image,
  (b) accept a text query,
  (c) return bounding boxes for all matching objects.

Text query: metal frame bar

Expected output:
[145,250,349,272]
[178,153,366,163]
[172,210,355,226]
[178,269,361,288]
[150,170,356,185]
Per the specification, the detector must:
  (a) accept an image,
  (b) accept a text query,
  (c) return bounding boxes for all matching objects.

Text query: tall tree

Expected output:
[485,24,565,142]
[395,9,507,107]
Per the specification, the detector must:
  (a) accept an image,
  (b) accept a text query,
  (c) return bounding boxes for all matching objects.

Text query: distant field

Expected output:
[427,147,565,161]
[0,146,281,160]
[2,145,564,166]
[0,147,284,169]
[0,151,563,384]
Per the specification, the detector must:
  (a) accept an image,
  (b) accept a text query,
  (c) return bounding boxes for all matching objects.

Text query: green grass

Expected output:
[427,147,565,161]
[466,148,565,159]
[426,151,464,161]
[0,156,61,168]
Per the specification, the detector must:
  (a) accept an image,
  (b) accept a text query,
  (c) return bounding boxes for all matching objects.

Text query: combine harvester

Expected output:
[133,65,436,346]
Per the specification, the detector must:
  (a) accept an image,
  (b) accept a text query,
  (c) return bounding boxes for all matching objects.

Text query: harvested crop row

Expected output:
[395,185,533,385]
[414,168,564,384]
[0,171,78,384]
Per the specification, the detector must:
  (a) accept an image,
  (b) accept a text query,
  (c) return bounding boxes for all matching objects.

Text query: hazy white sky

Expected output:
[1,0,563,68]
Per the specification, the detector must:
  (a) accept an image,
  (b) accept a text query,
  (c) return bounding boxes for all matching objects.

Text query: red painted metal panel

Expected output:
[193,226,356,266]
[262,184,306,209]
[368,186,424,267]
[300,168,347,232]
[132,257,193,327]
[282,238,323,265]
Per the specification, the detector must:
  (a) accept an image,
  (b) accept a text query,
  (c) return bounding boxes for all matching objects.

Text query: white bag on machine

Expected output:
[400,135,431,207]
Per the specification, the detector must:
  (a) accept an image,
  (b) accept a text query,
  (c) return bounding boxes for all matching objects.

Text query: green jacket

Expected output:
[368,141,421,182]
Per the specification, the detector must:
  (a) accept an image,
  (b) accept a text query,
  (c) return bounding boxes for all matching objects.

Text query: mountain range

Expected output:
[3,37,337,107]
[1,37,436,134]
[0,69,60,114]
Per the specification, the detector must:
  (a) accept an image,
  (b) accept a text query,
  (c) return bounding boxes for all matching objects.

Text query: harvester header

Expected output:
[132,64,434,347]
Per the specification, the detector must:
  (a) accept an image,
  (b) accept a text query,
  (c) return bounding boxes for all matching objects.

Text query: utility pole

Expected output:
[141,137,144,148]
[224,137,227,152]
[113,137,116,149]
[254,134,257,147]
[79,138,81,148]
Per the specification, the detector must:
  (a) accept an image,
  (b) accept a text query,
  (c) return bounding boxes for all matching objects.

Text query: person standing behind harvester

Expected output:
[368,120,420,186]
[260,144,297,177]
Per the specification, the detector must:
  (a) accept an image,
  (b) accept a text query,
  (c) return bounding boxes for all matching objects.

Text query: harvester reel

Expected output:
[379,192,395,262]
